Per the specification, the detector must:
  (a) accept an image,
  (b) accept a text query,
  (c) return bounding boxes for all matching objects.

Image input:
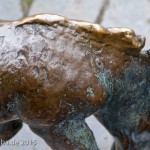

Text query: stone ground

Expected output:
[0,0,150,150]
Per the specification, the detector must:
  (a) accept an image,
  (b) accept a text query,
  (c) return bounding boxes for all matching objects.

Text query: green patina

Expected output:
[95,67,114,102]
[54,115,99,150]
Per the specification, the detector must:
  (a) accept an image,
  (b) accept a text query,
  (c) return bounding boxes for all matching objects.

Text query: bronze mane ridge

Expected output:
[0,14,149,150]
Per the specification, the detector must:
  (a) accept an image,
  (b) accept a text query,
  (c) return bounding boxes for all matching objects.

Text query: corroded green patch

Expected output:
[53,115,99,150]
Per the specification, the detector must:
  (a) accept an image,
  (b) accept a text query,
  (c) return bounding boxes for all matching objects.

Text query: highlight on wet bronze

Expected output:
[0,14,149,150]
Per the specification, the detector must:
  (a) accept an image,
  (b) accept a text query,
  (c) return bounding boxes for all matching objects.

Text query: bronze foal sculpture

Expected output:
[0,14,149,150]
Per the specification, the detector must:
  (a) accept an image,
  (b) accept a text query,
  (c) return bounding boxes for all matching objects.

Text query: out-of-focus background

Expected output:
[0,0,150,150]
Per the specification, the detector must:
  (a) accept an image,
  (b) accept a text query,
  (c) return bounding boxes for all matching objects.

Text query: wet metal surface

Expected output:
[0,14,149,150]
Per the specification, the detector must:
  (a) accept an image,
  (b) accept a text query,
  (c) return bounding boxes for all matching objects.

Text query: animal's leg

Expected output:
[110,142,119,150]
[0,120,22,145]
[94,110,123,150]
[29,115,99,150]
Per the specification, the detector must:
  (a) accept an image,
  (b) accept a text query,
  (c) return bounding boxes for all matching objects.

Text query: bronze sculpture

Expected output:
[0,14,149,150]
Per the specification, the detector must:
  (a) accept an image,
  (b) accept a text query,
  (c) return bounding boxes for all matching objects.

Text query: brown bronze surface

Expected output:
[0,14,149,150]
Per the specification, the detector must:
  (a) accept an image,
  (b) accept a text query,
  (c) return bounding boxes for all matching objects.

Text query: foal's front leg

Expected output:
[29,115,99,150]
[0,120,22,145]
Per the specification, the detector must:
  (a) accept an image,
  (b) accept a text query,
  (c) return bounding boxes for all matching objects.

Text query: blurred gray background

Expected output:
[0,0,150,150]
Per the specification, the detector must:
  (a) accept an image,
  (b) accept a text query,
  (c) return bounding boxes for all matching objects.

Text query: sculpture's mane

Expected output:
[13,14,145,56]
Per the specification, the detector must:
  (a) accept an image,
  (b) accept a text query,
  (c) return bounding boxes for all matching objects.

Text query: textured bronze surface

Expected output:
[0,14,149,150]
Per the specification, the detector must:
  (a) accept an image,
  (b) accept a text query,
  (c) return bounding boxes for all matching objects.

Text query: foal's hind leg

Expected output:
[29,115,99,150]
[0,120,22,145]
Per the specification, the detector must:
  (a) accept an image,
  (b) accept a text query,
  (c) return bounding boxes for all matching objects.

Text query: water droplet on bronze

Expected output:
[33,66,39,77]
[53,24,58,28]
[17,50,26,60]
[50,36,55,40]
[94,49,102,55]
[0,36,4,47]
